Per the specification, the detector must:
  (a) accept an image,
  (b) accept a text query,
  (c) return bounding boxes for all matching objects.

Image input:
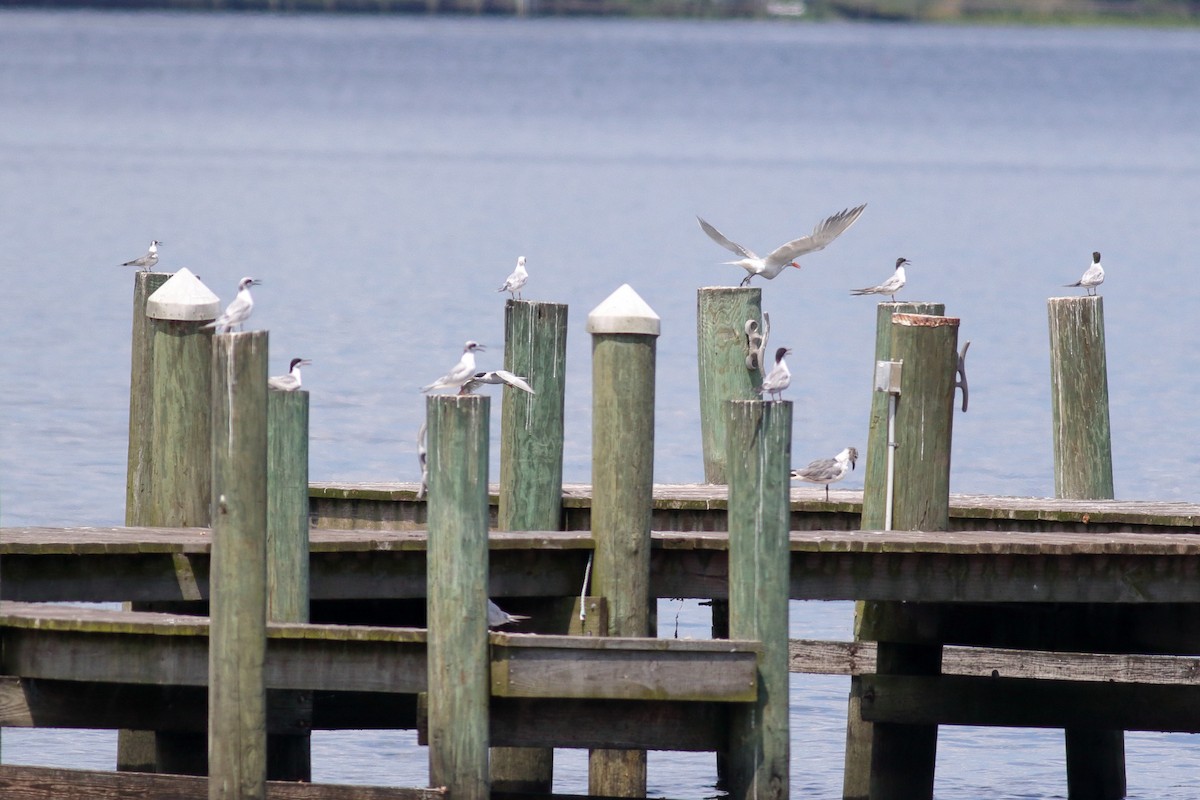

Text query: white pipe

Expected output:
[884,392,897,532]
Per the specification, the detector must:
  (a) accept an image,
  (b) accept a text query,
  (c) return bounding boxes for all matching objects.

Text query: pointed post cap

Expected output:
[145,268,222,321]
[586,284,661,337]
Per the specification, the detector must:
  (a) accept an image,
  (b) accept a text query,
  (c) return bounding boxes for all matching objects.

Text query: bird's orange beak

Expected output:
[790,262,801,269]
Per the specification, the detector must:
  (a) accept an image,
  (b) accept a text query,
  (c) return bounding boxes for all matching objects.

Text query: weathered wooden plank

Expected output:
[491,697,727,751]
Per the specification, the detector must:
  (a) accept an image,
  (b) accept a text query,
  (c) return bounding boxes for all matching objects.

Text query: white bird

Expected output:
[1065,251,1104,296]
[756,346,792,402]
[698,204,867,287]
[792,446,859,501]
[268,357,311,392]
[416,422,428,500]
[420,341,486,394]
[203,276,261,334]
[851,258,909,302]
[462,370,536,395]
[488,599,530,628]
[498,256,528,300]
[121,240,161,271]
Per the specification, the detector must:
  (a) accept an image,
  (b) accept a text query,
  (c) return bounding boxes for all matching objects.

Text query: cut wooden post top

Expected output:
[145,268,220,321]
[586,284,660,336]
[892,313,961,327]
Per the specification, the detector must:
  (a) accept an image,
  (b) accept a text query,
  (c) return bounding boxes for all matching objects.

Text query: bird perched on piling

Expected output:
[851,258,909,302]
[498,256,528,300]
[462,369,535,395]
[420,341,486,394]
[268,358,311,392]
[792,447,858,501]
[697,204,867,287]
[203,276,261,334]
[1065,251,1104,296]
[487,600,530,628]
[756,346,792,402]
[120,240,161,272]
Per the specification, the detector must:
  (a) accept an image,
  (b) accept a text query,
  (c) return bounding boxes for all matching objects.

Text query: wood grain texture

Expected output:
[1049,296,1114,500]
[696,287,763,484]
[125,271,171,527]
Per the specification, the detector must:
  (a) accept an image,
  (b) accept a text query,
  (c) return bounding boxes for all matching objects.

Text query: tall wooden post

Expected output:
[1050,295,1124,800]
[266,388,311,781]
[126,270,172,528]
[697,287,763,484]
[209,331,270,800]
[587,284,659,797]
[726,400,792,800]
[426,394,491,800]
[492,299,568,794]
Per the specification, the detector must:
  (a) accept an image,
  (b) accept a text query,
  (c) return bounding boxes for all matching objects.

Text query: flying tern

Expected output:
[268,358,311,392]
[792,446,858,501]
[462,370,535,395]
[498,256,528,300]
[121,240,161,271]
[698,204,867,286]
[851,258,909,302]
[1064,251,1104,296]
[756,346,792,402]
[203,277,261,333]
[487,599,530,628]
[420,341,486,394]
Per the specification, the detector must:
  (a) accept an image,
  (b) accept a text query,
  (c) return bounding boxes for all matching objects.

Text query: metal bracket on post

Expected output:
[744,312,770,372]
[874,360,902,532]
[956,340,970,413]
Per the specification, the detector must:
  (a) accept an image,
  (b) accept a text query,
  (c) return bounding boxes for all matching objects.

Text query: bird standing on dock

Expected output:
[488,599,530,628]
[203,276,261,334]
[268,358,311,392]
[756,347,792,402]
[1065,251,1104,296]
[498,256,528,300]
[697,204,867,287]
[420,341,486,394]
[121,240,161,271]
[792,447,858,501]
[851,258,909,302]
[462,369,535,395]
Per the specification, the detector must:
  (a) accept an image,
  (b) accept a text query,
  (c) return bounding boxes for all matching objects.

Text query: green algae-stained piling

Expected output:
[425,394,490,800]
[587,284,660,797]
[125,270,172,528]
[697,286,764,484]
[726,400,792,800]
[209,331,270,800]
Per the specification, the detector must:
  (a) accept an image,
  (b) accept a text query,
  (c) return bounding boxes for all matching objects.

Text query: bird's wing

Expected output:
[698,217,758,260]
[492,370,535,394]
[766,204,867,266]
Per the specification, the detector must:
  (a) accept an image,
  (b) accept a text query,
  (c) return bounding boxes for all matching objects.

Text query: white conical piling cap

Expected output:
[145,268,222,321]
[586,284,661,337]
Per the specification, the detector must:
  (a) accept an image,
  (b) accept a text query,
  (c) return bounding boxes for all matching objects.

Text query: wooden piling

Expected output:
[725,400,792,800]
[126,271,172,528]
[696,287,763,484]
[426,394,491,800]
[587,285,660,797]
[1050,295,1124,800]
[209,331,270,800]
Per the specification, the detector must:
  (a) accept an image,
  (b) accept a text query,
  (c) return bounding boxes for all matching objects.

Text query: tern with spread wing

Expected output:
[463,370,535,395]
[792,447,858,501]
[1065,251,1104,296]
[420,341,486,394]
[851,258,909,302]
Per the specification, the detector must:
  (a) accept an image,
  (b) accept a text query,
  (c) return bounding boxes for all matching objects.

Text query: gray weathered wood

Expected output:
[125,271,172,527]
[209,331,270,800]
[1049,296,1114,500]
[696,287,763,484]
[425,394,490,800]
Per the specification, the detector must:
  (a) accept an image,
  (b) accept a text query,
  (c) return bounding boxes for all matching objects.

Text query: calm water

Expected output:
[2,9,1200,797]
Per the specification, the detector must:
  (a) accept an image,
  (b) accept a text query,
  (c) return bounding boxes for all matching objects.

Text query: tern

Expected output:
[756,346,792,402]
[203,277,261,333]
[420,341,486,394]
[498,256,528,300]
[851,258,909,302]
[121,240,161,272]
[1065,251,1104,296]
[268,358,311,392]
[698,204,867,287]
[462,370,535,395]
[488,599,530,628]
[792,447,858,501]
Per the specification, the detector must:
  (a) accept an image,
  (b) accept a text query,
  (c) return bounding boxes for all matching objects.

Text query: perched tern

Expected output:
[462,369,535,395]
[268,358,311,392]
[1065,251,1104,296]
[420,341,486,394]
[756,346,792,402]
[203,277,261,334]
[792,446,858,501]
[488,599,530,628]
[698,204,867,287]
[121,240,161,271]
[851,258,909,302]
[498,256,528,300]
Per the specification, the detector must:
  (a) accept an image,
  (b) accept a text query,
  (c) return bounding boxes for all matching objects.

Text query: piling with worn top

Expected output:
[587,284,659,797]
[696,287,764,484]
[426,394,491,800]
[209,331,270,800]
[726,400,792,800]
[126,271,172,528]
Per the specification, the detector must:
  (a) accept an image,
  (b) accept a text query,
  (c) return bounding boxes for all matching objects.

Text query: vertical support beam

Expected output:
[726,400,792,800]
[426,394,491,800]
[696,287,763,484]
[1049,295,1124,800]
[209,331,270,800]
[587,284,659,798]
[266,388,311,781]
[493,299,567,794]
[126,271,172,527]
